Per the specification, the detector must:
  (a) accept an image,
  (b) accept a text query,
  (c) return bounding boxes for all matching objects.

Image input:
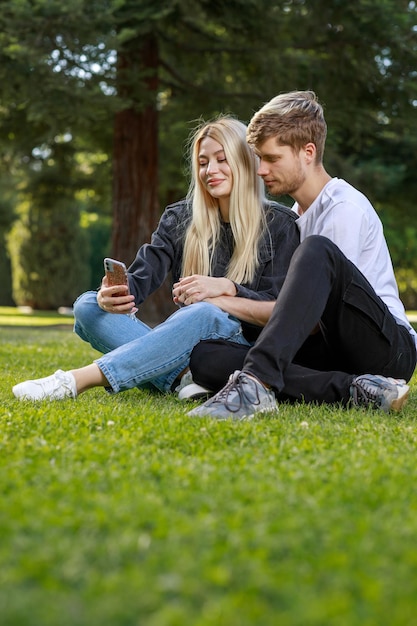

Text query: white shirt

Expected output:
[293,178,417,348]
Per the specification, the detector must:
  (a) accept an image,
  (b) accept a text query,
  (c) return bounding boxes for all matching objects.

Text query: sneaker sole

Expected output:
[389,386,410,412]
[181,391,212,401]
[178,384,212,401]
[233,404,278,421]
[189,403,277,421]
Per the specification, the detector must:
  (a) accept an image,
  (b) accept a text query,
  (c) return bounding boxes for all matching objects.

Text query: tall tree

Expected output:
[112,32,159,264]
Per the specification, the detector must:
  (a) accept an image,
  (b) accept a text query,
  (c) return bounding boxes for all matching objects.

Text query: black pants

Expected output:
[190,236,416,406]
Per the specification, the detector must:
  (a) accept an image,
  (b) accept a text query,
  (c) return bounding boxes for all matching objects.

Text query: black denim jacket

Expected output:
[127,199,299,338]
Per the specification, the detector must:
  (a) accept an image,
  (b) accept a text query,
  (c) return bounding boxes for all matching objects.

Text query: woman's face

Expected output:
[198,136,233,201]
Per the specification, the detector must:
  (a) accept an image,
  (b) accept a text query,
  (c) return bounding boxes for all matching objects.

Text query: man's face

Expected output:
[254,137,306,198]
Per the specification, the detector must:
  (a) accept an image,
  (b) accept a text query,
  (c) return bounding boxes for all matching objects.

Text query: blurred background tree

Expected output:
[1,0,416,317]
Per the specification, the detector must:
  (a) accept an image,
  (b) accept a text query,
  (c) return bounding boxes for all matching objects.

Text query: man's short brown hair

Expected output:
[247,90,327,163]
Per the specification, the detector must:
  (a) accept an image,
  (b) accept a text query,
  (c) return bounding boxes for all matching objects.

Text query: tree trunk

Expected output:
[112,33,175,325]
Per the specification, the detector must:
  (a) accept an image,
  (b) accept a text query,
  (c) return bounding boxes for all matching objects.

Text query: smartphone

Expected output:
[104,258,130,296]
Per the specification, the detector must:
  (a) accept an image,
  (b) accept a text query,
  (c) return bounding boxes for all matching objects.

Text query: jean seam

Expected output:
[97,327,250,393]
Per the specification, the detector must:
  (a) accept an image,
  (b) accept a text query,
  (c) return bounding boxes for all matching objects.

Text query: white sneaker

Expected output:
[178,382,212,401]
[13,370,77,401]
[174,370,193,393]
[174,370,212,400]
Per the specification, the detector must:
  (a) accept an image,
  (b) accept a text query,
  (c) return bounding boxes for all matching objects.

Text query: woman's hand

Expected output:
[172,275,237,306]
[97,276,137,314]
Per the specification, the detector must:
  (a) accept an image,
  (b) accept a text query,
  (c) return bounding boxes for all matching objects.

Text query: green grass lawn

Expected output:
[1,308,417,626]
[0,306,74,327]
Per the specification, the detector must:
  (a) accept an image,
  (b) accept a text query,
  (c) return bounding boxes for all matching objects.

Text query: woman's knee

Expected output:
[177,301,226,322]
[73,291,100,324]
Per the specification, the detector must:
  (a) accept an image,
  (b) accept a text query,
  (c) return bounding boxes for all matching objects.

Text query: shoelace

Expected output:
[53,371,75,397]
[209,373,262,414]
[350,378,378,408]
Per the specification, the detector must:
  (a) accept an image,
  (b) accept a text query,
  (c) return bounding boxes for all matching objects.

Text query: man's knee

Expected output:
[299,235,339,256]
[291,235,347,273]
[190,339,250,391]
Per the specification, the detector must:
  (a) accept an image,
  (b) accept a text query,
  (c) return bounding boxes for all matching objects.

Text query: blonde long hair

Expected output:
[181,116,267,285]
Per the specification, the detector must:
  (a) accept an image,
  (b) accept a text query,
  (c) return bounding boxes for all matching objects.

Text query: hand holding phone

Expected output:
[104,258,130,296]
[102,258,137,316]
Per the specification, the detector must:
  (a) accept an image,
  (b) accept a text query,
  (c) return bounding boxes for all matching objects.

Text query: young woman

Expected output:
[12,116,300,401]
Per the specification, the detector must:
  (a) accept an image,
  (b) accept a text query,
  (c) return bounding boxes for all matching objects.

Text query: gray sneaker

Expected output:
[13,370,77,401]
[350,374,409,413]
[188,370,277,421]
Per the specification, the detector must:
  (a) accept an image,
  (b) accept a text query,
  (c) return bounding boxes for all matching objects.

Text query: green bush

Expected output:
[8,198,90,309]
[6,139,94,310]
[81,212,112,291]
[0,178,18,305]
[375,208,417,310]
[0,233,15,306]
[396,268,417,310]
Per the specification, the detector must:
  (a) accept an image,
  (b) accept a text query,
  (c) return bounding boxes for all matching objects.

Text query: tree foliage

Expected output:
[7,141,90,309]
[1,0,417,311]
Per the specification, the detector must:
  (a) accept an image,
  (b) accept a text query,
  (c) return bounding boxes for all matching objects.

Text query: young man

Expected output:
[187,91,417,420]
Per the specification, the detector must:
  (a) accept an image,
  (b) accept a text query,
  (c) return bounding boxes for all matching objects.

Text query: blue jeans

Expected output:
[73,291,251,393]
